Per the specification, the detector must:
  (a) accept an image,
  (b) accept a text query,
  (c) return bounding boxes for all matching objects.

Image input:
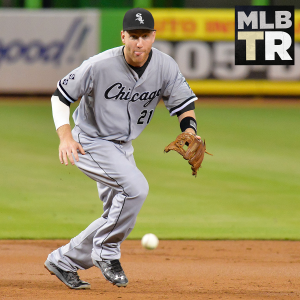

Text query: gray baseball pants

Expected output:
[47,126,149,272]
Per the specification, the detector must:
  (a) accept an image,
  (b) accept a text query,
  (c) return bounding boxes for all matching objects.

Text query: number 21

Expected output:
[137,109,154,125]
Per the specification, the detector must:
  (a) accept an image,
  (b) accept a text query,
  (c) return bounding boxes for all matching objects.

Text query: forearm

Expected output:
[51,95,70,130]
[56,124,73,141]
[51,94,85,165]
[178,110,196,123]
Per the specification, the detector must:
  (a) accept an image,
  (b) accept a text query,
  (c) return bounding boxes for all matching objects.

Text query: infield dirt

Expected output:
[1,240,299,299]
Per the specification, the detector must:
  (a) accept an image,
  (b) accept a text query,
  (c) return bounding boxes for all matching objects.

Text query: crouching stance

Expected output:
[45,7,199,289]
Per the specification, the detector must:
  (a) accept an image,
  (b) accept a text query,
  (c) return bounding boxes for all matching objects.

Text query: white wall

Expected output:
[0,9,99,93]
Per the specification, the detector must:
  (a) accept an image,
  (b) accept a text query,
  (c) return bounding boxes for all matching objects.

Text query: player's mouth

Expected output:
[134,51,144,56]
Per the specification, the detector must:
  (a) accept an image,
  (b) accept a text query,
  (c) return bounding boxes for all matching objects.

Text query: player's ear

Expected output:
[152,30,156,43]
[121,30,126,44]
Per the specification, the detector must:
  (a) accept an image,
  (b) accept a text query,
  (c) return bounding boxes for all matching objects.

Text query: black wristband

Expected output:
[180,116,197,134]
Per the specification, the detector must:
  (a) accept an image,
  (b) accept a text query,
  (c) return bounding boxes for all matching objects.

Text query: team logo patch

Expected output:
[136,13,144,24]
[62,79,68,85]
[69,74,75,80]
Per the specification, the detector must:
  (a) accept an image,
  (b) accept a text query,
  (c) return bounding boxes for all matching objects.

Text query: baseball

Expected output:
[141,233,159,250]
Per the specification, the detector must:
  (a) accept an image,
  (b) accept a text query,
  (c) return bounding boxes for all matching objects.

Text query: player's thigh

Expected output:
[75,139,148,197]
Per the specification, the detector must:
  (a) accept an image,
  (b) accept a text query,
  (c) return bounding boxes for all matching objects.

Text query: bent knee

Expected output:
[126,176,149,200]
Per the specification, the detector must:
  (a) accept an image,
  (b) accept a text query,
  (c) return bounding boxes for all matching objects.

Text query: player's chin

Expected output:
[134,52,145,60]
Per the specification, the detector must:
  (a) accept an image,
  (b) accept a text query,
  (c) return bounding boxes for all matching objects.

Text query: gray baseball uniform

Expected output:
[47,46,197,272]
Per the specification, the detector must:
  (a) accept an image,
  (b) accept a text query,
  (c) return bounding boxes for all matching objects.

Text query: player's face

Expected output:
[121,30,156,67]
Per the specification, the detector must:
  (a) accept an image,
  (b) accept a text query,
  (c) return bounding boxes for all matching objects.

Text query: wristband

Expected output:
[180,116,197,134]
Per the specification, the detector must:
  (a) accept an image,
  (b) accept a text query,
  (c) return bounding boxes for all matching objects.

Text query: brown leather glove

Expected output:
[164,132,212,177]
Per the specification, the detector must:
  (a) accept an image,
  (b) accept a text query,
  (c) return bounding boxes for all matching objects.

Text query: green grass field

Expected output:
[0,99,299,240]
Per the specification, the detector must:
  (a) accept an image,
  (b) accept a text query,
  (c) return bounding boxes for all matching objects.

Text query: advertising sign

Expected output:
[151,9,300,95]
[0,10,99,93]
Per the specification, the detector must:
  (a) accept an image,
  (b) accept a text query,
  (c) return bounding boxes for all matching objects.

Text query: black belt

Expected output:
[110,140,127,144]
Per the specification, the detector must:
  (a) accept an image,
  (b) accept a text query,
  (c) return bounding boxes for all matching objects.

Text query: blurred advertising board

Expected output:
[151,9,300,95]
[0,10,99,94]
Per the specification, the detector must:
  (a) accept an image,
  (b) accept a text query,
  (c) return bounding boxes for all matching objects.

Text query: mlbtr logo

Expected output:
[235,6,294,65]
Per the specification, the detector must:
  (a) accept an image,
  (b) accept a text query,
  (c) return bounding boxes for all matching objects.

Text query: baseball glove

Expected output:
[164,132,212,177]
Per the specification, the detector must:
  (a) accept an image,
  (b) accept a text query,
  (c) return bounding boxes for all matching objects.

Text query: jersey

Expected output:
[57,46,197,141]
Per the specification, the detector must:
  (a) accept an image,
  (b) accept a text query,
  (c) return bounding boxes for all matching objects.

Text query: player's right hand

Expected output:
[57,124,86,166]
[59,139,85,166]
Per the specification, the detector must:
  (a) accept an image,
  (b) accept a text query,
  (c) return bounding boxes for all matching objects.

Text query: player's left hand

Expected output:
[184,128,201,140]
[164,131,212,176]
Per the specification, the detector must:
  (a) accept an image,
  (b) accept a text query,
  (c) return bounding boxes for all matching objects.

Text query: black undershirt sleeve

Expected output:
[53,88,71,107]
[176,102,195,116]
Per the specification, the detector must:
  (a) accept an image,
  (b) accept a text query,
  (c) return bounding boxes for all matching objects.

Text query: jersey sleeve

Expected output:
[162,64,198,116]
[57,60,94,104]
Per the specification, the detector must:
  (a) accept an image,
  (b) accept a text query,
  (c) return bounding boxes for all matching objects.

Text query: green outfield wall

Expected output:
[100,9,127,52]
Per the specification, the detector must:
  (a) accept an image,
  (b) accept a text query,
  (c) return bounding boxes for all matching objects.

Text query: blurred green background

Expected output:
[3,0,298,10]
[0,99,299,240]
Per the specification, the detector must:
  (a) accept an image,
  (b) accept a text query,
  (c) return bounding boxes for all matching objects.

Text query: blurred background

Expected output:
[0,0,299,240]
[1,0,300,95]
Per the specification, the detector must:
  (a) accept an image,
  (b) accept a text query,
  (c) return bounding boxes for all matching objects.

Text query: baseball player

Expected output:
[44,7,199,289]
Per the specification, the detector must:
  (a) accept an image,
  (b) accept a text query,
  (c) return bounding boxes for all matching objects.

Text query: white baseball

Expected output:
[141,233,159,250]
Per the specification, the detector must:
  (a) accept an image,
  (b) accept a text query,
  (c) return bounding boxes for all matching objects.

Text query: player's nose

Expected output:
[136,37,144,47]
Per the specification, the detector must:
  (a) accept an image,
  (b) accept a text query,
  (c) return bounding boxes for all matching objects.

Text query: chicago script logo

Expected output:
[104,82,161,107]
